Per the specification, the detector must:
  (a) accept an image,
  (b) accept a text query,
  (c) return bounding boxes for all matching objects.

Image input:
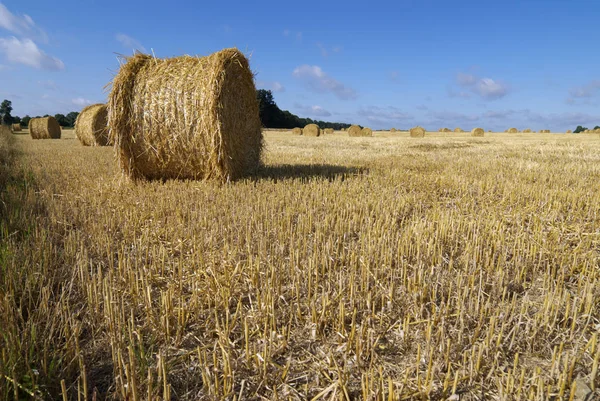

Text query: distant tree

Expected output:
[13,116,21,125]
[21,115,31,127]
[573,126,588,133]
[594,125,600,130]
[0,99,13,125]
[54,113,69,127]
[66,111,79,127]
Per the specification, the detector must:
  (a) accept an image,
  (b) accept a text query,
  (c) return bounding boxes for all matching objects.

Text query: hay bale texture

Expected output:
[454,127,463,132]
[471,127,485,137]
[292,127,302,135]
[361,127,373,137]
[75,104,110,146]
[508,128,518,133]
[108,48,262,181]
[390,128,397,132]
[410,126,426,138]
[348,125,362,137]
[29,117,61,139]
[523,128,532,133]
[303,124,321,137]
[324,128,334,134]
[11,123,21,132]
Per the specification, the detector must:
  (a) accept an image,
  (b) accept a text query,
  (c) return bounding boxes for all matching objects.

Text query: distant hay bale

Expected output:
[108,48,262,181]
[11,123,21,132]
[348,125,362,137]
[75,103,109,146]
[454,127,462,132]
[303,124,321,137]
[540,129,551,133]
[292,127,302,135]
[566,130,572,133]
[584,130,590,133]
[508,127,518,133]
[410,126,426,137]
[488,130,492,132]
[471,127,485,137]
[361,127,373,137]
[390,128,397,132]
[29,117,61,139]
[324,128,334,135]
[523,128,532,133]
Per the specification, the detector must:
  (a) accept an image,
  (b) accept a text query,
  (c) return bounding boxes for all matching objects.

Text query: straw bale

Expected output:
[508,127,518,133]
[454,127,462,132]
[348,125,362,137]
[292,127,302,135]
[29,117,61,139]
[324,128,334,134]
[303,124,321,137]
[361,127,373,137]
[75,104,109,146]
[410,126,426,137]
[11,123,21,132]
[471,127,485,137]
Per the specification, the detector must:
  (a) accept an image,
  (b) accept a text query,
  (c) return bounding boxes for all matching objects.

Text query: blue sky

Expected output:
[1,0,599,131]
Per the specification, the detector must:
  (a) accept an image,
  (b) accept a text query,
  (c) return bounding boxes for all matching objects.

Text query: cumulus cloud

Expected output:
[454,72,509,100]
[292,65,357,100]
[256,80,285,93]
[294,103,332,117]
[357,106,413,125]
[72,97,92,107]
[115,33,146,53]
[0,3,47,42]
[0,36,64,70]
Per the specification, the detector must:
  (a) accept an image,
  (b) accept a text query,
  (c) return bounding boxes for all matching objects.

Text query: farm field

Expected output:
[1,128,600,400]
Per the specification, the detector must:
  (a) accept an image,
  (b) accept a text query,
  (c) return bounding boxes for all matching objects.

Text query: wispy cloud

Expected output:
[0,3,47,42]
[0,36,64,70]
[256,80,285,93]
[72,97,92,107]
[38,79,57,90]
[115,33,146,53]
[566,80,600,104]
[454,72,509,100]
[292,65,357,100]
[294,103,332,117]
[357,105,413,125]
[316,43,342,58]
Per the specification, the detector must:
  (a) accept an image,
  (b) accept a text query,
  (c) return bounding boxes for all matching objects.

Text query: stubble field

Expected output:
[1,127,599,400]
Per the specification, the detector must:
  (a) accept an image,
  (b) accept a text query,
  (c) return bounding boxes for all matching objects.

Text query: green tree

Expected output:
[54,113,68,126]
[573,126,588,133]
[66,112,79,127]
[594,126,600,130]
[21,115,31,127]
[0,99,13,125]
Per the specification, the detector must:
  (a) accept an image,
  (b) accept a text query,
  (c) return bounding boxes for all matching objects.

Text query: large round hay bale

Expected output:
[303,124,321,137]
[29,117,61,139]
[75,104,109,146]
[348,125,362,137]
[108,48,262,181]
[360,127,372,137]
[390,128,397,132]
[523,128,532,133]
[11,123,21,132]
[508,127,518,133]
[292,127,302,135]
[324,128,334,135]
[471,127,485,137]
[409,126,425,137]
[454,127,463,132]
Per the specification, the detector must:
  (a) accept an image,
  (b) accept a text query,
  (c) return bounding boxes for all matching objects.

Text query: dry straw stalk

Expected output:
[108,48,262,181]
[29,117,61,139]
[303,124,321,137]
[75,104,110,146]
[410,126,426,137]
[471,127,485,137]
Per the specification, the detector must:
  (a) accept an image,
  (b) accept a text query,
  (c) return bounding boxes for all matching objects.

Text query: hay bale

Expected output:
[303,124,321,137]
[471,127,485,137]
[108,48,262,181]
[11,123,21,132]
[508,127,518,133]
[566,129,572,133]
[390,128,397,132]
[348,125,362,137]
[454,127,462,132]
[361,127,373,137]
[324,128,334,135]
[75,104,109,146]
[540,129,551,133]
[523,128,532,133]
[292,127,302,135]
[29,117,61,139]
[410,126,426,137]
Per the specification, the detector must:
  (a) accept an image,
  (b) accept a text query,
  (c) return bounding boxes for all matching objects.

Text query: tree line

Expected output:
[0,99,80,128]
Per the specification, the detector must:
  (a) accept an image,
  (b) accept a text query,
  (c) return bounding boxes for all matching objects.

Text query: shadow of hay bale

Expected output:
[253,164,367,182]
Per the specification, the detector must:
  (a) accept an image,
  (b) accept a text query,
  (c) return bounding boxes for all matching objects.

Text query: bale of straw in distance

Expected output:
[566,130,572,133]
[75,103,110,146]
[454,127,462,132]
[108,48,262,181]
[29,117,61,139]
[303,124,321,137]
[410,126,426,137]
[361,127,373,137]
[292,127,302,135]
[390,128,397,132]
[523,128,532,133]
[11,123,21,132]
[471,127,485,137]
[324,128,334,135]
[508,127,518,133]
[348,125,362,137]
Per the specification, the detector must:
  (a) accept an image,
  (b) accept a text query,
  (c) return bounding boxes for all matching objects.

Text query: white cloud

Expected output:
[292,65,357,100]
[256,80,285,93]
[357,106,413,125]
[454,72,509,100]
[568,80,600,99]
[0,36,64,70]
[295,103,332,117]
[72,97,92,107]
[316,43,342,58]
[115,33,146,53]
[0,3,47,42]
